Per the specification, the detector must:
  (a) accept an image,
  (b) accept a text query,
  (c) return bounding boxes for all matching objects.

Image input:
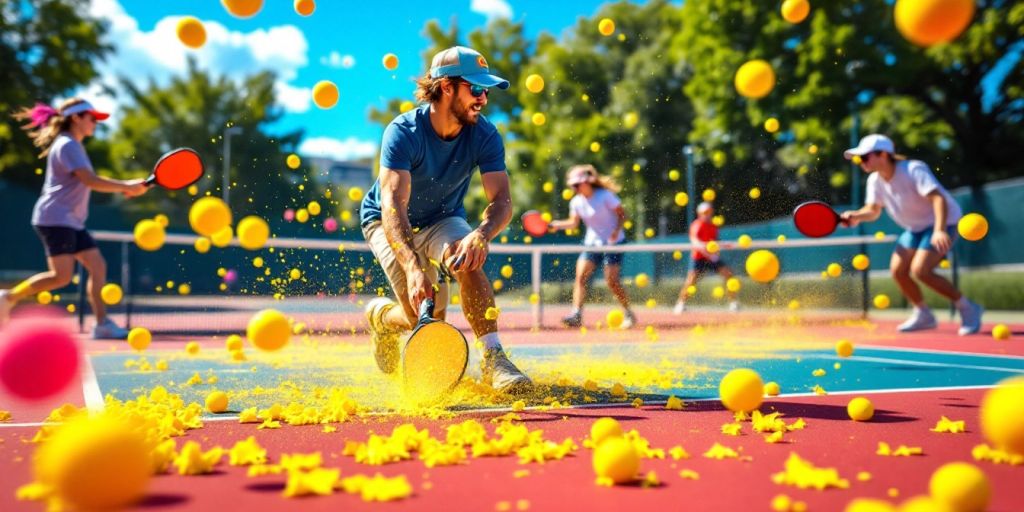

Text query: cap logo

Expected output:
[476,55,488,69]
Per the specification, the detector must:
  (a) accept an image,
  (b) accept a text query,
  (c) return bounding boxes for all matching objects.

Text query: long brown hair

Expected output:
[566,164,621,193]
[11,98,87,158]
[414,75,452,104]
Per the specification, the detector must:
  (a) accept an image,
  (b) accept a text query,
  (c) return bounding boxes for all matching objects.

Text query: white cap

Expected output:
[696,201,713,214]
[61,100,110,121]
[844,134,896,160]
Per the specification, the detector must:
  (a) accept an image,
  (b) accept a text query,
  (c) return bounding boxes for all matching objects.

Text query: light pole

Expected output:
[222,126,242,207]
[683,145,696,226]
[845,60,866,210]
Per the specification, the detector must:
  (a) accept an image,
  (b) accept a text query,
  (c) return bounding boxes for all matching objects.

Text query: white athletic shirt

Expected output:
[865,159,962,232]
[32,133,94,230]
[570,187,625,246]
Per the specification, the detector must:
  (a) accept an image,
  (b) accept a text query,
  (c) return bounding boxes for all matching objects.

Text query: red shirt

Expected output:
[690,218,718,261]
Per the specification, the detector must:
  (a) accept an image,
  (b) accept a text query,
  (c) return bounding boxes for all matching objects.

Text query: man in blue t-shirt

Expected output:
[360,46,531,393]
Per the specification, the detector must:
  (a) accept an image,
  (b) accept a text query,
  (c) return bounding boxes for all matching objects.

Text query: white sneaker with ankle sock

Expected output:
[897,307,937,332]
[956,298,983,336]
[673,301,686,315]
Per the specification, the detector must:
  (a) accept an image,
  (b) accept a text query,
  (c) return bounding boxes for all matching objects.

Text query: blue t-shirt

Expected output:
[360,105,506,229]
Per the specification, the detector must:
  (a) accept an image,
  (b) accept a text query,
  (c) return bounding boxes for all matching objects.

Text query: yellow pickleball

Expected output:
[764,118,780,133]
[737,234,752,248]
[895,0,975,47]
[205,390,229,413]
[598,18,615,36]
[382,53,399,70]
[127,327,151,352]
[194,237,211,254]
[189,196,232,237]
[635,273,649,288]
[531,112,546,126]
[294,0,315,16]
[979,376,1024,456]
[525,74,545,94]
[592,436,639,484]
[237,216,269,250]
[929,462,990,512]
[286,154,301,169]
[133,219,165,252]
[222,0,263,18]
[34,415,151,511]
[847,397,874,421]
[312,80,339,109]
[781,0,810,23]
[874,294,891,309]
[702,188,716,202]
[100,284,123,305]
[852,254,870,271]
[348,186,364,202]
[210,225,233,248]
[957,213,988,241]
[719,368,764,412]
[827,263,842,277]
[836,339,854,358]
[992,324,1011,341]
[745,250,780,283]
[606,309,625,329]
[749,187,761,199]
[734,59,776,99]
[590,417,623,446]
[176,17,206,49]
[726,277,741,293]
[674,192,689,207]
[185,341,200,355]
[501,265,513,279]
[247,309,291,351]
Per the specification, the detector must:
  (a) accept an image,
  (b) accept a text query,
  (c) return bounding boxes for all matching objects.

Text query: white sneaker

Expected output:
[484,348,532,394]
[897,308,937,333]
[728,301,740,312]
[365,297,401,374]
[0,289,13,327]
[92,318,129,340]
[673,301,686,315]
[620,310,636,329]
[957,300,983,336]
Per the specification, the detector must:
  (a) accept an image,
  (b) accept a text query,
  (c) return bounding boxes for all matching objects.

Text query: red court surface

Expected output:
[1,304,1022,511]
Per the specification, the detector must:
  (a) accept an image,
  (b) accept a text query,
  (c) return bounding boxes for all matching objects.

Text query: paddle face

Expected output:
[793,201,842,238]
[145,148,204,190]
[521,210,549,237]
[402,298,469,404]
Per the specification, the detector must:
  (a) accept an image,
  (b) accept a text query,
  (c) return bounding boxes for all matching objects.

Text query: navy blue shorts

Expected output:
[579,243,625,267]
[34,225,97,257]
[688,258,723,275]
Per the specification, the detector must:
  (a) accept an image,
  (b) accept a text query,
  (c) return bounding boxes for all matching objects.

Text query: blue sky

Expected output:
[86,0,618,161]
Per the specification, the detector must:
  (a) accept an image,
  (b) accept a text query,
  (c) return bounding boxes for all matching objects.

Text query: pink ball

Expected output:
[0,318,80,400]
[283,209,295,222]
[323,217,338,232]
[224,269,238,284]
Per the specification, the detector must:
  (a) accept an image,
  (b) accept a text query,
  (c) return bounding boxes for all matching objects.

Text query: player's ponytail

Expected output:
[11,98,86,158]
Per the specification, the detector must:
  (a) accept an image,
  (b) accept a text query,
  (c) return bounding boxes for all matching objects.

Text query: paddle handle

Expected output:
[418,297,436,323]
[143,174,157,187]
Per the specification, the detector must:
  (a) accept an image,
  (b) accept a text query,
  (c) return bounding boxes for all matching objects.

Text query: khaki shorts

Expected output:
[362,216,473,321]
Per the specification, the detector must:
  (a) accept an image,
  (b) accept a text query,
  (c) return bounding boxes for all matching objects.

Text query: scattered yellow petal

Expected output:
[514,469,531,478]
[322,425,337,433]
[812,369,826,377]
[338,473,413,502]
[239,407,259,423]
[971,443,1024,465]
[812,385,827,395]
[229,436,268,466]
[703,443,741,460]
[669,445,690,460]
[877,442,923,457]
[665,396,684,410]
[857,471,872,481]
[930,416,966,434]
[641,470,660,488]
[765,430,785,443]
[721,423,743,436]
[771,453,849,490]
[283,468,340,497]
[678,469,700,480]
[173,441,224,475]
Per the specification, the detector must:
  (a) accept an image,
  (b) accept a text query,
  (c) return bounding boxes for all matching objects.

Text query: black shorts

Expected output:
[688,258,723,276]
[34,225,97,257]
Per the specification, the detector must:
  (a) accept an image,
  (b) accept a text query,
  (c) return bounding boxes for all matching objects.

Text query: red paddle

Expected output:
[793,201,847,238]
[144,148,204,190]
[520,210,550,237]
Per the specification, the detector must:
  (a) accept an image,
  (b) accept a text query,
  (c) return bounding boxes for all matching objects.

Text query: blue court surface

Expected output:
[88,342,1024,416]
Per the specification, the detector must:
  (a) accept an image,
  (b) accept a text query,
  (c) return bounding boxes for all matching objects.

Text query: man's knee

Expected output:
[910,262,932,280]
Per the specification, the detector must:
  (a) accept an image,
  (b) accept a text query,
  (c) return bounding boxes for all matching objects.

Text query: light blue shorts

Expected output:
[896,225,957,252]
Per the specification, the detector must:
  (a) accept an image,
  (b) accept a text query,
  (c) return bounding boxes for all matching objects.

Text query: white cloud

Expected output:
[298,136,378,161]
[274,82,312,113]
[321,51,355,69]
[86,0,311,113]
[470,0,513,21]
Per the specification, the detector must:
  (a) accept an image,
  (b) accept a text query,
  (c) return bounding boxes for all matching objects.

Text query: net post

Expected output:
[76,262,86,333]
[121,241,131,328]
[125,241,134,329]
[531,249,542,330]
[860,268,869,320]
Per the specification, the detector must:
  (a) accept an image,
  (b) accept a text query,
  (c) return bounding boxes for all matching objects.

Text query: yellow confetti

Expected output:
[669,446,690,460]
[338,473,413,502]
[771,453,849,490]
[239,407,259,423]
[229,436,268,466]
[283,468,340,498]
[173,441,224,475]
[930,416,967,434]
[971,443,1024,465]
[721,423,743,436]
[665,396,684,410]
[812,368,826,377]
[678,469,700,480]
[703,443,742,460]
[876,442,923,457]
[765,431,785,443]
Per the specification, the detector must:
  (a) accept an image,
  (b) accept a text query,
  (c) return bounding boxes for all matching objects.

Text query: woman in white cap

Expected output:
[0,98,148,338]
[548,164,636,328]
[673,201,739,313]
[840,134,982,335]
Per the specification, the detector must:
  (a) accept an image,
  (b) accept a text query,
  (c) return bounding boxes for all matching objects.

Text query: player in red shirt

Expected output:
[674,202,739,313]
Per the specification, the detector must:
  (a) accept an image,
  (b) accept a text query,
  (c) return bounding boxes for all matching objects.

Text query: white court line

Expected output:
[801,354,1024,374]
[80,354,105,412]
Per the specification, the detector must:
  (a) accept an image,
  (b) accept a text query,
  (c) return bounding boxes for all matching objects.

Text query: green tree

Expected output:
[109,59,306,220]
[0,0,112,182]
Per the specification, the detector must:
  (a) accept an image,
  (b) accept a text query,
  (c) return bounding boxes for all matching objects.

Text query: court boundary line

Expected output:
[803,354,1024,374]
[81,354,105,412]
[0,383,1003,429]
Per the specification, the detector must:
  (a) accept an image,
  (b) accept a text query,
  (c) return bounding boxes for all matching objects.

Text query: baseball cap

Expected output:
[429,46,510,89]
[567,166,597,186]
[844,134,904,160]
[61,101,110,121]
[697,202,714,214]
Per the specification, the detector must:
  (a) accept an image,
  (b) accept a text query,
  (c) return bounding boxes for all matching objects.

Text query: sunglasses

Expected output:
[458,80,489,98]
[861,150,883,161]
